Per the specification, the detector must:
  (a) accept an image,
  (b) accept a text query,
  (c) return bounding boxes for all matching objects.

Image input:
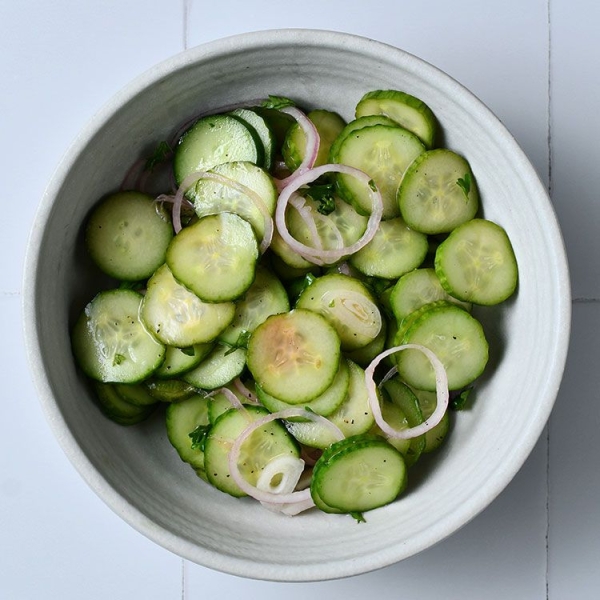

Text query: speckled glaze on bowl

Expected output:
[23,29,570,582]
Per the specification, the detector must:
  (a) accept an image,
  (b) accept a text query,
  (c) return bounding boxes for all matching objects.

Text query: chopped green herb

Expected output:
[189,424,211,451]
[368,179,377,192]
[301,183,336,215]
[144,141,172,172]
[179,346,196,357]
[451,387,473,411]
[118,280,145,291]
[222,330,252,356]
[350,512,366,523]
[456,172,472,200]
[261,95,296,110]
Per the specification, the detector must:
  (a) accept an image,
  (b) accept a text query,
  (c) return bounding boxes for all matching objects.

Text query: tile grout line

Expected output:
[545,0,553,598]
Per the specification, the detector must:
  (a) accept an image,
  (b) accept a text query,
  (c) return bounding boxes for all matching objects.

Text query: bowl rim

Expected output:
[22,28,572,582]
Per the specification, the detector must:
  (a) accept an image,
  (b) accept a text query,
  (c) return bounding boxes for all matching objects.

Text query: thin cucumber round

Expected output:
[355,89,438,149]
[247,309,341,405]
[434,218,518,305]
[85,191,173,281]
[93,382,156,425]
[256,357,350,418]
[174,114,260,185]
[204,405,299,497]
[230,109,275,170]
[389,267,472,323]
[183,345,246,390]
[396,303,489,391]
[329,115,399,163]
[398,149,479,235]
[153,343,214,379]
[334,124,425,219]
[412,388,450,453]
[166,212,259,303]
[295,273,382,352]
[166,393,211,470]
[190,161,277,240]
[141,264,235,346]
[311,434,407,513]
[218,265,290,346]
[72,289,165,383]
[113,382,158,407]
[283,109,346,170]
[348,216,428,279]
[146,378,198,403]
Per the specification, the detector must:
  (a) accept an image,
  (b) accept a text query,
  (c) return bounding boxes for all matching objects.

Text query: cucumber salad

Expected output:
[72,89,518,519]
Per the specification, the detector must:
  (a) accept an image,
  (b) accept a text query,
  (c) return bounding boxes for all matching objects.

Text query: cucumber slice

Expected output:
[334,124,425,219]
[146,378,198,403]
[230,109,275,170]
[247,309,341,404]
[72,289,165,383]
[296,273,382,352]
[204,405,299,497]
[396,303,489,391]
[344,318,387,367]
[389,268,472,323]
[190,161,277,240]
[283,109,346,170]
[141,264,235,346]
[355,89,438,149]
[434,218,518,305]
[113,382,158,407]
[285,360,374,449]
[380,378,426,467]
[329,115,399,163]
[412,388,450,453]
[256,358,350,418]
[348,216,428,279]
[174,114,259,186]
[218,265,290,346]
[207,391,234,424]
[166,393,211,470]
[153,343,214,379]
[398,149,479,235]
[85,191,173,281]
[183,345,246,390]
[311,434,407,513]
[93,382,156,425]
[166,212,259,303]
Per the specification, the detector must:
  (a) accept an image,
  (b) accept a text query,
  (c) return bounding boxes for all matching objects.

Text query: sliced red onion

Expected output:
[275,106,320,191]
[275,164,383,264]
[232,377,259,405]
[365,345,449,439]
[288,193,323,252]
[207,387,246,412]
[257,455,305,495]
[170,171,274,253]
[227,407,344,505]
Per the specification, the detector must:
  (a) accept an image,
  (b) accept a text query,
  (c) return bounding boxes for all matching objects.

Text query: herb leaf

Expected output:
[179,346,196,357]
[222,330,252,356]
[456,172,472,200]
[188,424,211,451]
[261,95,296,110]
[301,183,336,215]
[450,387,473,411]
[113,353,126,366]
[350,512,366,523]
[144,141,172,172]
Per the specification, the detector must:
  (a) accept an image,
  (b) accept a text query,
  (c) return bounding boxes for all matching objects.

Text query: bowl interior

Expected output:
[24,29,570,581]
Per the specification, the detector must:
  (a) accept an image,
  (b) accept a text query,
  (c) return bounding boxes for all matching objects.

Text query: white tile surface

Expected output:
[2,0,598,597]
[550,1,600,298]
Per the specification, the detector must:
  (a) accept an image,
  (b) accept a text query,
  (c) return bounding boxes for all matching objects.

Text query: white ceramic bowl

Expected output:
[23,29,570,581]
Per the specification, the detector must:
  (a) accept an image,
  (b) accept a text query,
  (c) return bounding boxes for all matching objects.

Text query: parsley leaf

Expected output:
[350,512,366,523]
[456,173,472,200]
[222,330,252,356]
[261,95,296,110]
[301,183,337,215]
[450,387,473,411]
[144,141,172,172]
[179,346,196,357]
[188,424,211,451]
